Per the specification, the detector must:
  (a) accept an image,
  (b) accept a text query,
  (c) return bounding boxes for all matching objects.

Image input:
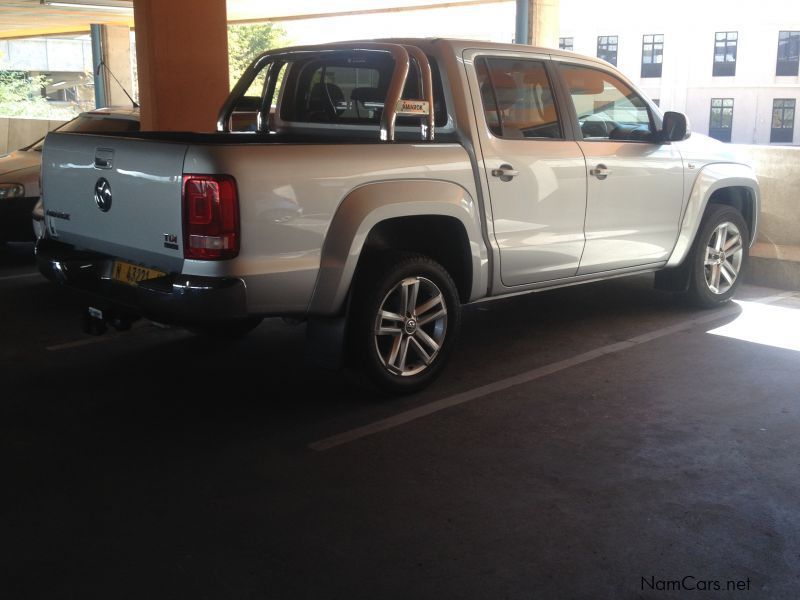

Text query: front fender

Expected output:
[666,162,760,267]
[308,179,486,315]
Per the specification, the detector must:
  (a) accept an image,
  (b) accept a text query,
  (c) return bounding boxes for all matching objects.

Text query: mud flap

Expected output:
[654,260,692,292]
[305,314,349,370]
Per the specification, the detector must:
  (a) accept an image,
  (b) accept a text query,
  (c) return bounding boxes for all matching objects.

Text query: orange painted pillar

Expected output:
[132,0,229,131]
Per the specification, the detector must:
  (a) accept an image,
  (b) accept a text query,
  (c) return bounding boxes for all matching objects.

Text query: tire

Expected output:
[686,204,749,308]
[350,252,461,395]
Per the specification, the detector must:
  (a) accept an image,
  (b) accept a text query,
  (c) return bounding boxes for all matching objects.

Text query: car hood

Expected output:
[0,149,42,196]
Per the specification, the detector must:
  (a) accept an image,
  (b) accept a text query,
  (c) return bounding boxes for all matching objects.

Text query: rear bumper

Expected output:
[36,238,248,324]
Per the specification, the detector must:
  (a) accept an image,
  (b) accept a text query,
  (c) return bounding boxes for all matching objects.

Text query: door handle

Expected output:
[589,164,612,180]
[491,164,519,182]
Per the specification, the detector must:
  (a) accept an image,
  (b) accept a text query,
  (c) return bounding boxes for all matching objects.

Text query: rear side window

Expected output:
[560,64,654,141]
[475,57,562,140]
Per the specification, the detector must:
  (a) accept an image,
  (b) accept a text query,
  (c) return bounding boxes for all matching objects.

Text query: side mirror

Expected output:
[661,111,691,143]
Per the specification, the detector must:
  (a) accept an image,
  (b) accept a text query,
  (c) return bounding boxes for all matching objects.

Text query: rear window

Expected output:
[279,53,448,128]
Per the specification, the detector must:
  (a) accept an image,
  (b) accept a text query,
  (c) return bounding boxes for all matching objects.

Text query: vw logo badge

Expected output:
[94,177,112,212]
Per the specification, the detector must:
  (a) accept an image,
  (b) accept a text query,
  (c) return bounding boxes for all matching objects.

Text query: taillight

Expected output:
[182,174,239,260]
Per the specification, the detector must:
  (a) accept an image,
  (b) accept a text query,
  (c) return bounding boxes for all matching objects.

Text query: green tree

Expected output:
[0,71,49,117]
[227,23,287,89]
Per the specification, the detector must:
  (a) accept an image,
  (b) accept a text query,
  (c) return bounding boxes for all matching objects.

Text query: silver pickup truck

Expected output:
[37,38,759,393]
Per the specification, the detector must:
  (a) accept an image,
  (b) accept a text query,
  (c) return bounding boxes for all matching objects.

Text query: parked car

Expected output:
[0,108,139,243]
[36,39,758,393]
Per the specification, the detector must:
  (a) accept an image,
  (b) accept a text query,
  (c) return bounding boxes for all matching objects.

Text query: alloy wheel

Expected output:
[373,276,448,376]
[704,221,744,294]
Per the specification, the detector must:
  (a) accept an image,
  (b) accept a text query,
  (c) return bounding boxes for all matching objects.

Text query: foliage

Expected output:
[0,70,82,119]
[227,22,287,89]
[0,71,47,117]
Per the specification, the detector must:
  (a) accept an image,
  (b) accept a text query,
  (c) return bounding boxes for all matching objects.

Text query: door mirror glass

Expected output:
[661,111,691,142]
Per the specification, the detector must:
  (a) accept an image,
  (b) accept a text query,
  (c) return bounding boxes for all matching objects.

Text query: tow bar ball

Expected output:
[83,306,138,336]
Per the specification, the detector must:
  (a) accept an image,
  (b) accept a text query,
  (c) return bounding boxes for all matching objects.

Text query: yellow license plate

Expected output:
[111,260,165,286]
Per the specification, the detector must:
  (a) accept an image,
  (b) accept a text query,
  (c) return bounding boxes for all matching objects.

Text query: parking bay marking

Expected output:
[0,272,40,282]
[46,323,184,352]
[46,337,114,351]
[310,290,799,451]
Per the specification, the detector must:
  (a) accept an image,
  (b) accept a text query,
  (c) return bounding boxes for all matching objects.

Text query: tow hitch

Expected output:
[83,306,138,336]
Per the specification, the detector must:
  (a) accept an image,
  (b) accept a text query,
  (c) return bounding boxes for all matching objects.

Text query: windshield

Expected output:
[28,115,140,152]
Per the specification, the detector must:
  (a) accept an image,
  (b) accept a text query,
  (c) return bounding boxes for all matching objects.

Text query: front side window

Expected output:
[560,64,653,141]
[777,31,800,76]
[641,34,663,78]
[475,57,562,139]
[771,98,796,143]
[597,36,618,66]
[713,32,737,76]
[559,37,573,51]
[709,98,734,142]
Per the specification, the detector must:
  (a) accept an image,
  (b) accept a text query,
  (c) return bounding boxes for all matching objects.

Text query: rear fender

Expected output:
[308,179,485,314]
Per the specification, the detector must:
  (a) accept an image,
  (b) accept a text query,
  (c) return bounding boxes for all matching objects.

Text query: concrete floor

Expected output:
[2,241,799,599]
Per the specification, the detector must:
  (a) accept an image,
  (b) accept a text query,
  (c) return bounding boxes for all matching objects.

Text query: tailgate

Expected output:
[41,132,187,273]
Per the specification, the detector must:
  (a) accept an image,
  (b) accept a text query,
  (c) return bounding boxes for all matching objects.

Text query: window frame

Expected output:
[770,98,796,143]
[708,97,734,143]
[596,35,619,67]
[641,34,664,78]
[713,31,737,77]
[559,37,574,51]
[474,55,567,142]
[776,31,800,76]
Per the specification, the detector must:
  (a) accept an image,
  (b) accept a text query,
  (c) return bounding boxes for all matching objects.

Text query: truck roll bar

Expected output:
[217,42,435,142]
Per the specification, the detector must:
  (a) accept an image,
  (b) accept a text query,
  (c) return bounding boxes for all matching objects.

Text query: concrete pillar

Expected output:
[90,25,107,108]
[91,24,134,109]
[515,0,529,44]
[102,25,135,108]
[132,0,229,131]
[529,0,560,48]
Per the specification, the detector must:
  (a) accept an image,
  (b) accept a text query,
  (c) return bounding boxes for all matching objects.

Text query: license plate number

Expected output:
[112,260,165,286]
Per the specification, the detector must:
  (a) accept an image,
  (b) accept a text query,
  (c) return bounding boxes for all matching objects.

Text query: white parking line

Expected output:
[0,272,40,282]
[46,337,113,351]
[310,290,799,451]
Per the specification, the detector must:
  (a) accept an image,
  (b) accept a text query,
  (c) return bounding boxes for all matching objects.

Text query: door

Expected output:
[557,62,684,274]
[467,51,587,287]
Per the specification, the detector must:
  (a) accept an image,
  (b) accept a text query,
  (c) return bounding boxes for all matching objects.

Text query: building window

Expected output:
[776,31,800,76]
[597,36,618,66]
[652,99,660,107]
[559,37,573,51]
[709,98,734,143]
[641,34,663,77]
[713,32,737,76]
[771,99,796,143]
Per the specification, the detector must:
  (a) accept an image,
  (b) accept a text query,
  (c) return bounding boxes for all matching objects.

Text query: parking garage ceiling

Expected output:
[0,0,504,39]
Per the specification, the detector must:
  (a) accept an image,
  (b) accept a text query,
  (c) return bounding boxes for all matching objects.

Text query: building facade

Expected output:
[0,35,95,111]
[559,0,800,145]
